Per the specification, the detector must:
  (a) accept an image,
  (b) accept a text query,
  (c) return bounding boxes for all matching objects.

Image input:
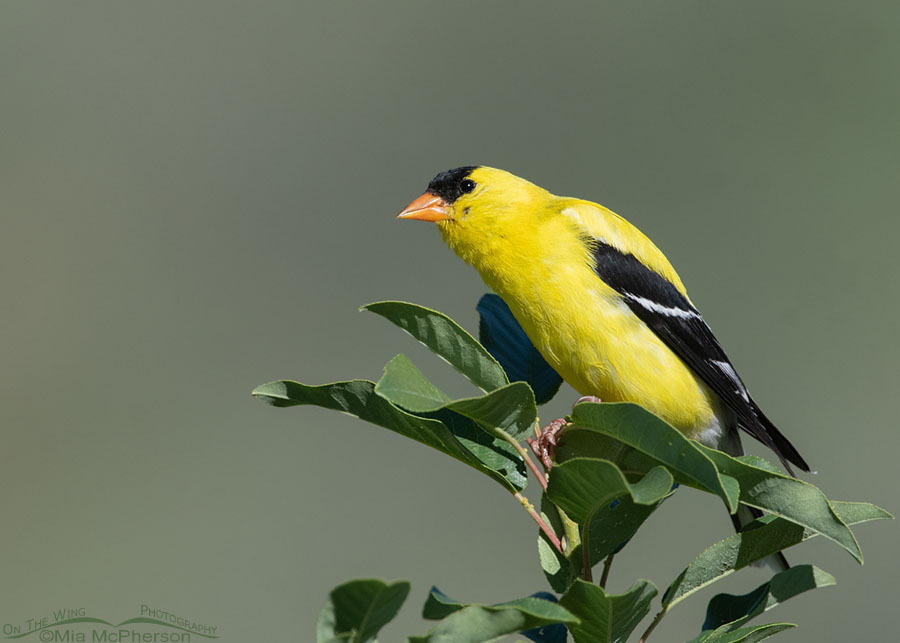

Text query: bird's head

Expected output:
[397,166,555,266]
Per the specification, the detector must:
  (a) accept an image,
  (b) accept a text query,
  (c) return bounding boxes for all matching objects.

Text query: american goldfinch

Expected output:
[397,166,809,479]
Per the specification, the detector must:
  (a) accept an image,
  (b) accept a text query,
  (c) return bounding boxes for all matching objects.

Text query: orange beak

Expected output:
[397,193,452,222]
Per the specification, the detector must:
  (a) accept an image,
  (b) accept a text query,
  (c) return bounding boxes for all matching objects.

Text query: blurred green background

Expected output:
[2,1,897,640]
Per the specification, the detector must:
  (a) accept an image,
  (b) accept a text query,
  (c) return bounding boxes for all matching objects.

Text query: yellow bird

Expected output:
[397,166,809,479]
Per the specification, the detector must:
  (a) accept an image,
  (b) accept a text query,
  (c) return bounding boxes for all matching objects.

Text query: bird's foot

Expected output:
[527,396,603,471]
[528,418,568,470]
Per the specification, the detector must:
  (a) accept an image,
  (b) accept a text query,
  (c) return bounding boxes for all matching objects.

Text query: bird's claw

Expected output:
[528,418,568,470]
[573,395,602,409]
[527,397,602,471]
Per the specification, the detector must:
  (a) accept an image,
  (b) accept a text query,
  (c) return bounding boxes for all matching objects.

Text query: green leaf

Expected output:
[695,444,863,562]
[701,565,835,632]
[538,496,578,594]
[375,354,537,442]
[569,403,740,513]
[663,515,802,610]
[316,578,410,643]
[409,594,577,643]
[546,458,673,525]
[559,579,658,643]
[252,379,524,491]
[362,301,508,392]
[734,455,781,474]
[425,407,527,490]
[444,383,537,442]
[687,623,796,643]
[540,460,674,591]
[421,589,576,624]
[828,500,893,523]
[374,353,452,410]
[538,534,572,596]
[571,403,869,563]
[541,425,675,568]
[421,587,464,620]
[585,489,673,566]
[664,499,892,609]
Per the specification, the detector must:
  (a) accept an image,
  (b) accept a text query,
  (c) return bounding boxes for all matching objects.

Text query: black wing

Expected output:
[591,241,809,474]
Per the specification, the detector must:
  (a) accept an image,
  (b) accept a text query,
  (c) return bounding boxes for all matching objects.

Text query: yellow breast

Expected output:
[445,213,717,437]
[510,264,715,435]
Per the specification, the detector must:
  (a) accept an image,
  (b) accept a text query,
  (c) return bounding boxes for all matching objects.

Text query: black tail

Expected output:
[745,399,810,476]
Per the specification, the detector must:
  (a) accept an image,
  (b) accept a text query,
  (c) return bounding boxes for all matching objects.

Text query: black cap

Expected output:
[426,166,479,204]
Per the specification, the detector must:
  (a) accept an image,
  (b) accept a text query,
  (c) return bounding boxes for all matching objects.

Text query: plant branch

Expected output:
[495,427,547,490]
[581,520,593,582]
[515,491,562,553]
[638,607,667,643]
[522,449,548,490]
[599,554,614,589]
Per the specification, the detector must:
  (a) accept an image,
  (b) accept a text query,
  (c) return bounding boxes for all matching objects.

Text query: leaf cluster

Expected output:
[254,299,890,642]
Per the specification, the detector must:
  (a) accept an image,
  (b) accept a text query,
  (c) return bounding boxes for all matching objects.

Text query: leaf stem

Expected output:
[638,607,667,643]
[522,450,548,490]
[599,554,614,589]
[495,427,547,490]
[514,492,562,553]
[581,520,592,583]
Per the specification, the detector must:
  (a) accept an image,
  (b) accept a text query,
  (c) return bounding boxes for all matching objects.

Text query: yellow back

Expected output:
[437,166,690,303]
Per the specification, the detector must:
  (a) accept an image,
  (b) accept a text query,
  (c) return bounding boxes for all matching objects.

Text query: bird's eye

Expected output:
[460,179,476,193]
